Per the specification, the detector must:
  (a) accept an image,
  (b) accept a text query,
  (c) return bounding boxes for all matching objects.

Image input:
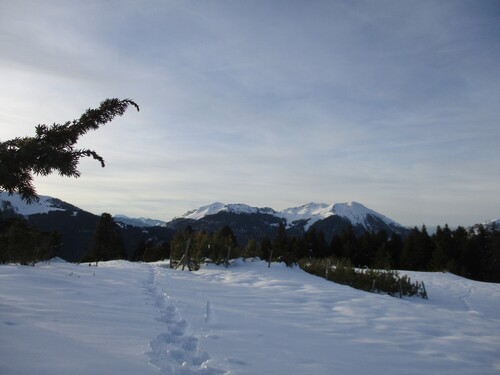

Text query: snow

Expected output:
[1,259,500,375]
[178,201,400,231]
[0,192,65,216]
[180,202,229,220]
[179,203,276,220]
[278,201,401,230]
[279,202,333,228]
[331,201,398,227]
[483,218,500,229]
[114,214,167,228]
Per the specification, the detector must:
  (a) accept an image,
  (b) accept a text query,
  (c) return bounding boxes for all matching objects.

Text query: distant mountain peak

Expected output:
[483,218,500,227]
[331,201,397,228]
[178,202,277,220]
[113,214,166,228]
[175,200,401,232]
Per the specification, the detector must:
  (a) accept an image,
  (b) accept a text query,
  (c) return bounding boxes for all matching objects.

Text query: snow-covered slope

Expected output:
[483,218,500,230]
[1,259,500,375]
[0,193,167,228]
[279,202,333,226]
[279,201,398,230]
[113,214,166,228]
[179,202,276,220]
[331,201,398,227]
[0,192,76,216]
[179,201,401,231]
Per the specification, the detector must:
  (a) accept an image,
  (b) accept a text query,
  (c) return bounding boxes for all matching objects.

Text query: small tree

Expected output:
[214,225,238,265]
[259,236,272,262]
[0,98,139,203]
[243,238,258,260]
[272,222,288,261]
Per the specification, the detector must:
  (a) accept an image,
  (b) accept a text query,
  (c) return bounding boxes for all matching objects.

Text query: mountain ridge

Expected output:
[2,193,499,261]
[3,192,498,233]
[166,200,411,245]
[113,214,167,228]
[177,201,400,232]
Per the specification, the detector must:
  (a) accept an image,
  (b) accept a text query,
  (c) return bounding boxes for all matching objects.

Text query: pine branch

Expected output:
[0,98,139,202]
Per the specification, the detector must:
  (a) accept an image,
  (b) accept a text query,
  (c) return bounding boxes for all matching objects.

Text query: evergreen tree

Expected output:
[142,241,170,262]
[188,230,207,261]
[356,231,376,267]
[272,222,288,262]
[0,217,60,265]
[488,231,500,282]
[213,225,238,264]
[130,236,147,261]
[401,226,432,270]
[430,225,454,271]
[259,236,272,262]
[373,242,392,269]
[170,229,190,262]
[338,225,358,264]
[0,98,139,202]
[451,226,469,275]
[470,225,493,281]
[243,238,258,259]
[82,213,126,264]
[304,228,329,258]
[386,233,403,269]
[329,234,343,259]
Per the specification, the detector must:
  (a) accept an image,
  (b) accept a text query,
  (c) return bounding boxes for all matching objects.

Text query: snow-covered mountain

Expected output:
[177,201,401,232]
[0,194,406,236]
[170,200,409,244]
[278,201,398,230]
[469,217,500,234]
[114,214,166,228]
[180,202,276,220]
[0,192,79,216]
[483,218,500,230]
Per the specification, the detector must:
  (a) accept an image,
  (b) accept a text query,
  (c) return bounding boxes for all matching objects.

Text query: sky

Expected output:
[1,0,499,227]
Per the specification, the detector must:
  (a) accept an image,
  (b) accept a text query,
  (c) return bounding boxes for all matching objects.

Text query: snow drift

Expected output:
[1,259,499,375]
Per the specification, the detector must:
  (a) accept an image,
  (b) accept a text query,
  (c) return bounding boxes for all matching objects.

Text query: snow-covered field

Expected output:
[1,259,499,375]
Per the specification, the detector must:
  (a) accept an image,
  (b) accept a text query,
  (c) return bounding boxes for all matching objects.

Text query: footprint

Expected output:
[147,265,226,374]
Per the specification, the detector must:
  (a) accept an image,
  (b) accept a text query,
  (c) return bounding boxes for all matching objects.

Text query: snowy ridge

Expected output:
[470,218,500,234]
[180,201,400,230]
[179,202,276,220]
[332,201,398,227]
[483,218,500,228]
[0,192,68,216]
[279,202,333,228]
[114,214,166,228]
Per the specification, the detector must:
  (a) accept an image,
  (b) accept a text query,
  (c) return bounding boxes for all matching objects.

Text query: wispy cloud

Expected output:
[2,0,499,226]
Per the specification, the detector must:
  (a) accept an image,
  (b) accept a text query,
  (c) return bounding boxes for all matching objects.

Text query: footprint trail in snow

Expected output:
[147,266,226,375]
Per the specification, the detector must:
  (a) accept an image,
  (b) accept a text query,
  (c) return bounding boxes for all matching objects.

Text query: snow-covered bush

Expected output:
[300,258,428,298]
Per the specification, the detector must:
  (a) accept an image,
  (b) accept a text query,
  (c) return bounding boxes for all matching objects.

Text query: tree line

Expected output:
[1,208,499,283]
[0,216,60,265]
[128,221,500,283]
